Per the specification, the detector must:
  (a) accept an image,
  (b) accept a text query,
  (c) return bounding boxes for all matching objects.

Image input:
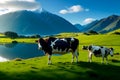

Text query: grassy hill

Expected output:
[0,33,120,80]
[108,29,120,35]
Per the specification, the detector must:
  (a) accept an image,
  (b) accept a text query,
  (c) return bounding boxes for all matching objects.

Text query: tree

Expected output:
[88,30,98,34]
[83,30,99,35]
[4,31,18,39]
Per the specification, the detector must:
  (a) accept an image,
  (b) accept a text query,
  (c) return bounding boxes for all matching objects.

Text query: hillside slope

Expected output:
[0,10,79,35]
[81,15,120,33]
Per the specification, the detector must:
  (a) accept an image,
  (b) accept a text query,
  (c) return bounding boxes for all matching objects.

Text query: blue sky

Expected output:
[0,0,120,25]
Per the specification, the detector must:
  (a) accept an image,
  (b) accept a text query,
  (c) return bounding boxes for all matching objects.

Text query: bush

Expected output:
[88,30,98,34]
[4,31,18,39]
[84,30,99,35]
[14,58,22,61]
[12,40,18,43]
[113,32,120,35]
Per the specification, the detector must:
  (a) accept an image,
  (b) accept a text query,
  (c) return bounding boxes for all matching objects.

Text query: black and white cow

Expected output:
[38,37,79,64]
[83,45,114,64]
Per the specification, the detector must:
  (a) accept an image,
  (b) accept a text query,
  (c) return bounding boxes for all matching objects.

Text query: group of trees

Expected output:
[83,30,99,35]
[4,31,18,39]
[4,31,41,39]
[3,30,99,39]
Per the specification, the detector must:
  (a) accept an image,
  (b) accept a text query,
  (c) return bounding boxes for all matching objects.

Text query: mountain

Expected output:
[82,15,120,33]
[0,10,79,35]
[81,20,98,32]
[74,24,84,31]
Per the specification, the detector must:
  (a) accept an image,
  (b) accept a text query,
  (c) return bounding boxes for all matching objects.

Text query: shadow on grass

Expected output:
[0,61,120,80]
[77,61,120,80]
[110,59,120,63]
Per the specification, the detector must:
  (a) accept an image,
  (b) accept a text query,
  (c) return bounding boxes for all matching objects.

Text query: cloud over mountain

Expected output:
[83,18,95,25]
[59,5,89,14]
[0,0,40,15]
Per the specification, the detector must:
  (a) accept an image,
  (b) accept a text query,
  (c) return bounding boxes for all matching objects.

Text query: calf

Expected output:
[38,37,79,64]
[83,45,114,64]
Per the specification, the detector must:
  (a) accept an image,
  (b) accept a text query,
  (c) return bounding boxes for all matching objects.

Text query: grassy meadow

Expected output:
[0,33,120,80]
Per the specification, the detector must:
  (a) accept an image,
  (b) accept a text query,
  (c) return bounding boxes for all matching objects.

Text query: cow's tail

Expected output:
[75,44,79,56]
[77,39,80,56]
[77,46,79,56]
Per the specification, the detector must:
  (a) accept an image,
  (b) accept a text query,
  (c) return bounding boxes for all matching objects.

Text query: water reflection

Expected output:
[0,43,45,62]
[4,43,17,48]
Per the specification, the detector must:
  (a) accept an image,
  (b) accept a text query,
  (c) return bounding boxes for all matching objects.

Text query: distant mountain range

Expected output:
[74,24,84,31]
[1,10,120,35]
[0,10,79,35]
[75,15,120,33]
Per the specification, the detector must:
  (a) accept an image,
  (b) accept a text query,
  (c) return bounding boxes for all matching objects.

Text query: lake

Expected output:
[0,43,45,62]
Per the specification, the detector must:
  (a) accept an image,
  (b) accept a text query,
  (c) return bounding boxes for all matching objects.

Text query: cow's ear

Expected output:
[39,38,47,44]
[110,47,114,51]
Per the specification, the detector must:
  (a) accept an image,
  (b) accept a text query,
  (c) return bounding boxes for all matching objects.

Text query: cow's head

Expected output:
[38,38,47,50]
[38,38,42,50]
[109,47,114,57]
[82,46,88,50]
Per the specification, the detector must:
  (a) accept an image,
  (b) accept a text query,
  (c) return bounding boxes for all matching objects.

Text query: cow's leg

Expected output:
[48,54,52,65]
[75,50,79,63]
[105,57,108,64]
[101,49,105,64]
[101,55,104,64]
[72,53,75,63]
[102,57,104,64]
[88,52,92,62]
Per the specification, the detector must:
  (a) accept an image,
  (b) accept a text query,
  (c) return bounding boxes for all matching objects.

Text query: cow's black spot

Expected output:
[88,45,92,50]
[53,40,70,51]
[93,49,101,57]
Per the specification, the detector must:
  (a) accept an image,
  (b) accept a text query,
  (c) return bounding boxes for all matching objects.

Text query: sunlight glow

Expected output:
[0,56,9,62]
[0,0,40,15]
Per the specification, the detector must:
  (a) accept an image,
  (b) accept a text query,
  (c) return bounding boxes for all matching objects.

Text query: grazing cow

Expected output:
[83,45,114,64]
[38,37,79,64]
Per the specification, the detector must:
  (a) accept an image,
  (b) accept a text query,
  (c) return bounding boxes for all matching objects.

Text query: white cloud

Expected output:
[59,5,89,14]
[59,9,68,14]
[83,18,95,24]
[68,5,83,13]
[0,0,40,15]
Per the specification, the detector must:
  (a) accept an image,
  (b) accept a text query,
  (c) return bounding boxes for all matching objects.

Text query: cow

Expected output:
[82,45,114,64]
[38,37,79,64]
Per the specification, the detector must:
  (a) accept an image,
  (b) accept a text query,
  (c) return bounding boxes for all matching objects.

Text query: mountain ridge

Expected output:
[75,15,120,33]
[0,10,79,35]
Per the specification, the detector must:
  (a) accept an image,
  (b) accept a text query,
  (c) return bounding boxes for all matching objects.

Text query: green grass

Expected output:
[0,33,38,43]
[0,33,120,80]
[0,38,38,43]
[0,33,5,36]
